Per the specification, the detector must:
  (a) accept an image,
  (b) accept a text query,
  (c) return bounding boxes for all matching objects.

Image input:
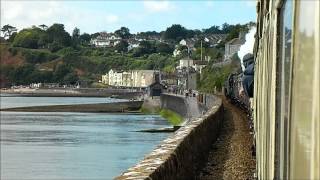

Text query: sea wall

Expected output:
[116,95,223,180]
[160,94,189,118]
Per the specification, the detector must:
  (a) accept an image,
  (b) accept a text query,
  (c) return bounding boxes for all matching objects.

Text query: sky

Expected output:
[1,0,257,34]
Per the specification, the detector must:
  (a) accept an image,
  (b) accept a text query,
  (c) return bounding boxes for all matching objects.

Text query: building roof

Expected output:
[194,60,208,65]
[226,37,245,45]
[179,57,194,61]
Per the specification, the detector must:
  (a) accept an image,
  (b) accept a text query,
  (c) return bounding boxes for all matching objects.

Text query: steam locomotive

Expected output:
[224,73,251,112]
[224,54,253,115]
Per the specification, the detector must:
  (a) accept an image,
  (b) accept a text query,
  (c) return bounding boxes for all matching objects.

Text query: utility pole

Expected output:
[200,40,203,61]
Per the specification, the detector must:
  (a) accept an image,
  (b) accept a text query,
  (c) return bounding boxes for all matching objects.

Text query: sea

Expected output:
[0,95,171,179]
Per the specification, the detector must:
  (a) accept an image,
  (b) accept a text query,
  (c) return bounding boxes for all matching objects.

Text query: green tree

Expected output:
[8,32,17,42]
[115,40,129,53]
[156,42,174,54]
[115,27,131,39]
[46,24,71,46]
[38,24,48,30]
[12,27,44,48]
[72,27,80,39]
[163,24,188,41]
[71,27,80,47]
[53,64,71,83]
[49,42,63,52]
[1,24,17,39]
[203,25,221,34]
[63,72,79,84]
[133,40,156,57]
[79,33,91,45]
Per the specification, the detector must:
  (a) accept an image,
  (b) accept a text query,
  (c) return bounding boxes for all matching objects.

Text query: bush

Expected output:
[57,47,77,56]
[21,50,59,64]
[8,47,18,56]
[49,42,63,52]
[12,28,45,49]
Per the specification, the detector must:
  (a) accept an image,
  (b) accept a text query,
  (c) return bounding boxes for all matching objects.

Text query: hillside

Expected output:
[0,22,253,88]
[0,43,178,87]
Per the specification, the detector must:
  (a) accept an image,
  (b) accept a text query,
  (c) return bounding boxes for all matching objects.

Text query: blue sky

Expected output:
[1,0,256,34]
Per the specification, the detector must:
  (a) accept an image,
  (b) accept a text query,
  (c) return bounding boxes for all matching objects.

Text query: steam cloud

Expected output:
[238,27,256,71]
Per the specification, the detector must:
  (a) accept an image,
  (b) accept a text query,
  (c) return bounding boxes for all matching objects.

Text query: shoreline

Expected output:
[0,88,144,99]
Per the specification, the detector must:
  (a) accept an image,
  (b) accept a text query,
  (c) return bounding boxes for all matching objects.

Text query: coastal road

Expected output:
[196,97,256,179]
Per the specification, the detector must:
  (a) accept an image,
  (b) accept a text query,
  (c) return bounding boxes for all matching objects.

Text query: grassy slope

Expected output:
[159,109,183,126]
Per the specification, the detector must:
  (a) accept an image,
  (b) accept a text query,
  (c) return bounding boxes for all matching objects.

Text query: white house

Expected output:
[101,74,108,84]
[90,32,121,47]
[173,49,181,57]
[177,58,194,69]
[179,39,187,46]
[107,69,157,88]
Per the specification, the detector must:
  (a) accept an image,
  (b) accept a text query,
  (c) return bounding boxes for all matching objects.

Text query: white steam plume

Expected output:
[238,27,256,71]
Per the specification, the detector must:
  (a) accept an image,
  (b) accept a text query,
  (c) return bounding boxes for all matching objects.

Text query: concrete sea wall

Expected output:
[160,94,189,118]
[116,94,223,179]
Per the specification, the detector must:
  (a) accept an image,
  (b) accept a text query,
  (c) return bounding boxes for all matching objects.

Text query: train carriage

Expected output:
[253,0,319,179]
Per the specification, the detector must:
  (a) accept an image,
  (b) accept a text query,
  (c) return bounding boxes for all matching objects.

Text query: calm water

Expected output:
[0,96,126,109]
[0,97,170,179]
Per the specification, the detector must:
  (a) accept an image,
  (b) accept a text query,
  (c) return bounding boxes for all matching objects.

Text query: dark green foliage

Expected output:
[115,27,131,39]
[56,47,77,56]
[38,24,48,30]
[192,47,223,61]
[132,41,156,57]
[90,32,100,39]
[198,59,240,92]
[203,25,222,34]
[21,49,59,64]
[163,24,188,41]
[49,42,63,52]
[8,32,17,43]
[53,64,71,82]
[156,42,174,54]
[46,24,71,46]
[79,33,91,45]
[1,24,17,39]
[1,64,53,85]
[63,72,79,85]
[8,47,18,56]
[225,23,249,41]
[137,31,160,39]
[12,28,45,49]
[115,40,129,52]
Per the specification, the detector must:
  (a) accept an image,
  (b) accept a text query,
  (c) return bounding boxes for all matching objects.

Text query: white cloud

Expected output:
[143,0,174,13]
[1,1,120,33]
[106,15,119,24]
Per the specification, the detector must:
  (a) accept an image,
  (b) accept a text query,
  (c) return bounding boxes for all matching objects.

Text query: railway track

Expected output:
[196,97,256,180]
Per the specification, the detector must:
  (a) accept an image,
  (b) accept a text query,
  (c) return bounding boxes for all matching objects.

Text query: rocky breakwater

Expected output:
[116,95,223,180]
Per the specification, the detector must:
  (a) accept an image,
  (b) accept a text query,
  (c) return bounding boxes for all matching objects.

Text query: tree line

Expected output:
[0,22,254,87]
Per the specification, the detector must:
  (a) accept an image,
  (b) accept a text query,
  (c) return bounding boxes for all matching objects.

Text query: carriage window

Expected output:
[289,1,319,179]
[277,0,293,179]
